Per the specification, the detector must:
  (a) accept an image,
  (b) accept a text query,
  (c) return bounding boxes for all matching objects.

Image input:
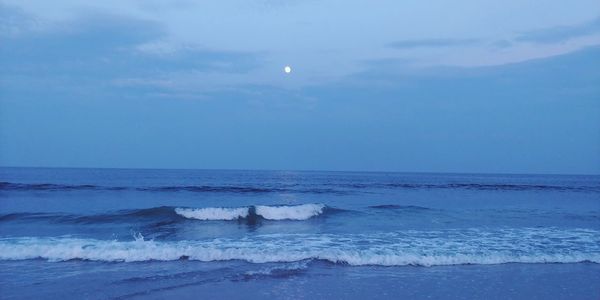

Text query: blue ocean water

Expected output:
[0,167,599,299]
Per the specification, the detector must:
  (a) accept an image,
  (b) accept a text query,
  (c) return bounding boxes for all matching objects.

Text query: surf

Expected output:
[175,203,328,221]
[1,228,598,266]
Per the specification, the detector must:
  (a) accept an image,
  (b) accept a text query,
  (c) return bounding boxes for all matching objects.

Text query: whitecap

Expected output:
[254,204,326,220]
[2,228,599,266]
[174,207,249,220]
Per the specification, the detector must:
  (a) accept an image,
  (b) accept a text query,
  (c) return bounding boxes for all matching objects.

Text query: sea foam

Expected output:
[254,204,325,220]
[174,207,249,220]
[175,204,326,221]
[1,228,599,266]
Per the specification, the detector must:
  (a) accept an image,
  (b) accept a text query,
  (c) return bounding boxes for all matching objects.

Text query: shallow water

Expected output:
[1,167,599,299]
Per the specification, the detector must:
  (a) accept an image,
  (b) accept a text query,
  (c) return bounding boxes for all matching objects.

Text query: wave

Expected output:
[0,182,279,193]
[344,182,600,192]
[0,182,125,191]
[0,206,181,224]
[175,207,250,221]
[1,228,598,266]
[369,204,431,210]
[255,204,326,220]
[0,204,333,224]
[3,181,598,193]
[175,204,328,221]
[0,182,348,195]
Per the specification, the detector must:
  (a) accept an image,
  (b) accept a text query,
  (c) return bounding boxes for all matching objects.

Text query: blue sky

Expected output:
[1,1,599,174]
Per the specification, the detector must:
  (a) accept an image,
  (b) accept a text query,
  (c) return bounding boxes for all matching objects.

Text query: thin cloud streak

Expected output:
[516,17,600,44]
[387,38,480,49]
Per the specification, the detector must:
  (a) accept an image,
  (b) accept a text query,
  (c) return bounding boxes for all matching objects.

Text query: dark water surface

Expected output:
[1,167,599,299]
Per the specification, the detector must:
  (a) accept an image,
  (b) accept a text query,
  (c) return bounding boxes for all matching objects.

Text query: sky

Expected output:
[0,0,599,174]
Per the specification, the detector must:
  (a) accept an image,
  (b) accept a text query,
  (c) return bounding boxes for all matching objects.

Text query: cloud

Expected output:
[387,38,480,49]
[489,39,513,49]
[516,17,600,44]
[1,13,164,62]
[0,11,263,98]
[342,45,600,92]
[0,3,40,36]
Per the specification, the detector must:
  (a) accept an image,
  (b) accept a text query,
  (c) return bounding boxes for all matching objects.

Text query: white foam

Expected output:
[175,207,249,220]
[174,204,326,221]
[255,204,325,220]
[1,228,599,266]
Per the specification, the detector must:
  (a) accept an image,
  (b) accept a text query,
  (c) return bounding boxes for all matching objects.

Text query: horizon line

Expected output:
[0,165,598,177]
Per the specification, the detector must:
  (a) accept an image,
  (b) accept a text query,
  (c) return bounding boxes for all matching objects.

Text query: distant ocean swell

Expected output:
[1,228,598,266]
[2,181,599,193]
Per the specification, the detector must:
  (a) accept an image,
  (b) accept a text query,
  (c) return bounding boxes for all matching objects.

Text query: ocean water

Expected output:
[0,167,599,299]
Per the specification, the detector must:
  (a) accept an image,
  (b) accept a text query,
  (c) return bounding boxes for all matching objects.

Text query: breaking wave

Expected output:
[174,207,250,221]
[0,204,334,224]
[175,204,328,221]
[1,228,598,266]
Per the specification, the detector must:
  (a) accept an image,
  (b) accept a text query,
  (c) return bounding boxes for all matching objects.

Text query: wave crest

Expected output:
[254,204,325,220]
[174,207,249,221]
[1,228,599,266]
[175,204,327,221]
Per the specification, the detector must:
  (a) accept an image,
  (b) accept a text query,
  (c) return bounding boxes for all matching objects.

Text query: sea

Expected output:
[0,167,599,299]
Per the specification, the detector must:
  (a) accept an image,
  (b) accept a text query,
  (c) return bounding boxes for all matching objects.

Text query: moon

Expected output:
[284,66,292,74]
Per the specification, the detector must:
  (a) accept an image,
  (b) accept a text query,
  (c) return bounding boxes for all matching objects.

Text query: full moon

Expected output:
[284,66,292,74]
